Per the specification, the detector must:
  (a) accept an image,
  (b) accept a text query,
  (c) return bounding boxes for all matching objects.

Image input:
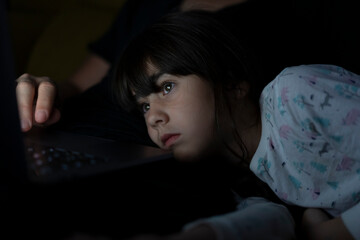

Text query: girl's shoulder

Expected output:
[265,64,360,96]
[260,64,360,115]
[271,64,360,90]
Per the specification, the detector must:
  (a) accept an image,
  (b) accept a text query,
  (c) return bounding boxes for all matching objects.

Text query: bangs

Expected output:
[113,41,157,112]
[114,46,195,113]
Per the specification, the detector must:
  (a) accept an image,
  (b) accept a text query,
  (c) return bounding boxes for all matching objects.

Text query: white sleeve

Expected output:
[341,202,360,239]
[183,197,296,240]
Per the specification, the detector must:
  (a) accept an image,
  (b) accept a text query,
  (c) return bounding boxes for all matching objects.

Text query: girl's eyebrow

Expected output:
[133,72,166,101]
[148,72,165,85]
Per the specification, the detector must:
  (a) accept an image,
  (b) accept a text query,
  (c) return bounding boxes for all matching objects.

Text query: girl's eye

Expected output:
[162,82,175,95]
[141,103,150,114]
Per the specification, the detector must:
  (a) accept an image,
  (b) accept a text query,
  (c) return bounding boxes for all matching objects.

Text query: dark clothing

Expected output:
[89,0,182,64]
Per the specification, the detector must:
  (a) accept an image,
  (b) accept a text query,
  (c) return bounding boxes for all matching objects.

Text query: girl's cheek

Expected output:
[148,129,160,146]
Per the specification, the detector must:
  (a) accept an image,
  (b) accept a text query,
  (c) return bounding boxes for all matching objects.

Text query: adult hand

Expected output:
[15,73,61,132]
[302,208,330,228]
[302,208,354,240]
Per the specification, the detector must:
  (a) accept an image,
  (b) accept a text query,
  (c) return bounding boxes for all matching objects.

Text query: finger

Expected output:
[34,77,57,124]
[16,74,36,131]
[34,108,61,127]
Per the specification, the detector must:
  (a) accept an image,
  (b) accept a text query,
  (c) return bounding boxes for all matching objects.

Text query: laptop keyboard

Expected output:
[26,144,109,176]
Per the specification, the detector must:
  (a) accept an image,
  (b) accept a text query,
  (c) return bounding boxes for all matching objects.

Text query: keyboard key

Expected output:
[26,143,109,176]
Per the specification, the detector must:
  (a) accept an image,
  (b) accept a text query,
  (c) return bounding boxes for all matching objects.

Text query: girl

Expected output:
[113,11,359,239]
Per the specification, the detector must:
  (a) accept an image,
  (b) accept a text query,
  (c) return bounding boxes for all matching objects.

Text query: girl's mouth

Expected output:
[161,134,181,148]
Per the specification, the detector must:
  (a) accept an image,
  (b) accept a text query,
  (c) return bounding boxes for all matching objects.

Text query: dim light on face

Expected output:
[137,73,220,161]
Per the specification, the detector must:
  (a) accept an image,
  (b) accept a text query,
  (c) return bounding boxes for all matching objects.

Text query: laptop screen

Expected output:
[0,1,27,188]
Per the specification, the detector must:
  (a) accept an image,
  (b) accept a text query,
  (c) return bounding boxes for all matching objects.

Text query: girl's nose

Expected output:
[146,103,169,128]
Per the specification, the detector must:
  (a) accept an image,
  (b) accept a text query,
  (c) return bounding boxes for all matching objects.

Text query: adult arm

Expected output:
[302,205,358,240]
[61,53,110,98]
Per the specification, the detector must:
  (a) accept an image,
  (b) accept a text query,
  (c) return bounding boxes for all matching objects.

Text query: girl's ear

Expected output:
[226,81,250,100]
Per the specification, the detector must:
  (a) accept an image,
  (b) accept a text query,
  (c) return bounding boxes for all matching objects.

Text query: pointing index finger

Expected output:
[35,77,57,124]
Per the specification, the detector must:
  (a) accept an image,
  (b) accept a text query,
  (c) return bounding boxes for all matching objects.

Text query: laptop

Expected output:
[0,2,171,188]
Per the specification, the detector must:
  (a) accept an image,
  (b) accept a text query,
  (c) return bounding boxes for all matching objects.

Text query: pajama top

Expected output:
[251,64,360,238]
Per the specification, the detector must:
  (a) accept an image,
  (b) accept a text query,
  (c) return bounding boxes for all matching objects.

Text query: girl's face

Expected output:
[136,73,219,161]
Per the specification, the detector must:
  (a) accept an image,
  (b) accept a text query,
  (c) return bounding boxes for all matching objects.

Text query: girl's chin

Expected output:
[173,147,220,163]
[173,149,202,162]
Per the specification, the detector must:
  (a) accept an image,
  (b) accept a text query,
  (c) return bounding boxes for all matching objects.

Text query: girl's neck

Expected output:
[241,116,262,163]
[225,96,262,166]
